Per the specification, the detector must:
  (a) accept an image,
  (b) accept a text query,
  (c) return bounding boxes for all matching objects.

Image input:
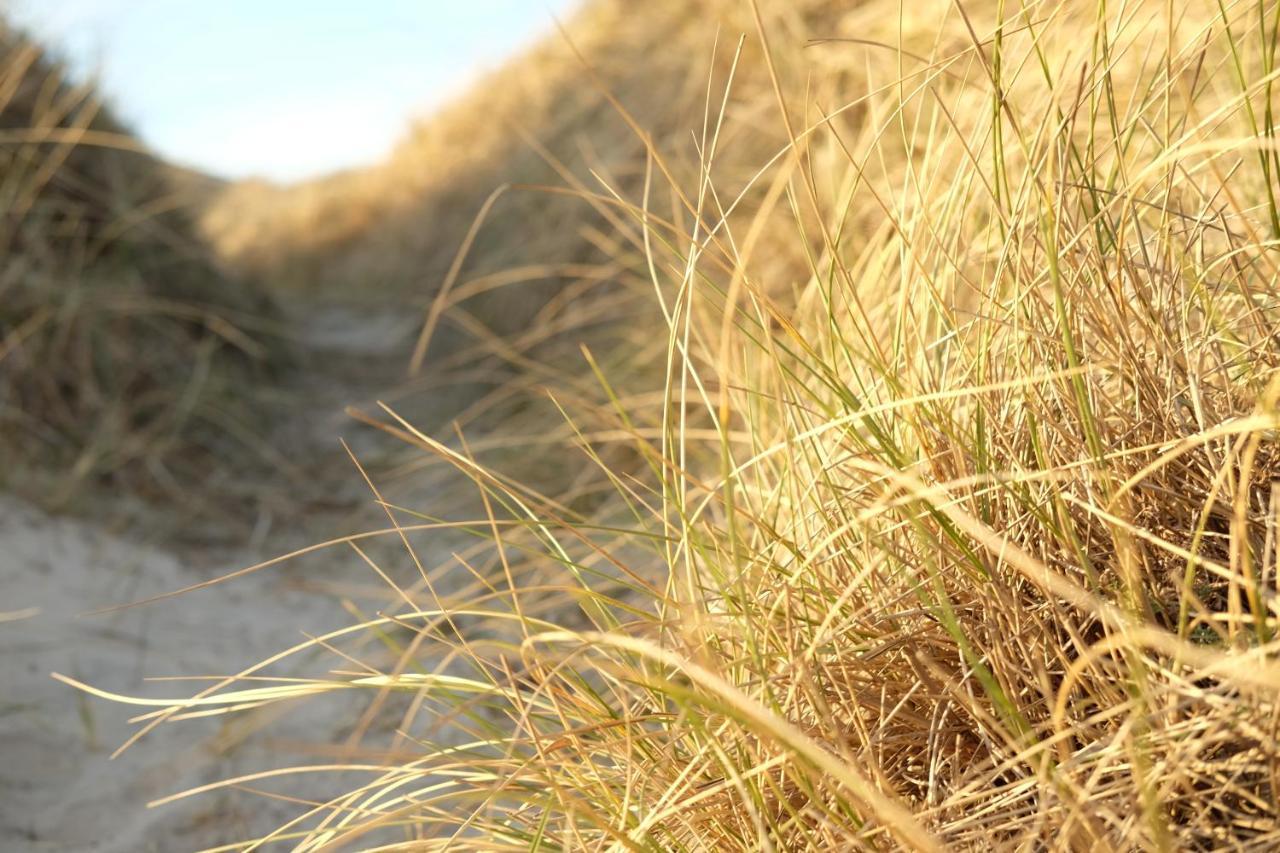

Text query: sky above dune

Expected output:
[6,1,577,182]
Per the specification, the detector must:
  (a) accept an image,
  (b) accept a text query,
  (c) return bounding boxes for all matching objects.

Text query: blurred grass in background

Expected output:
[0,24,280,509]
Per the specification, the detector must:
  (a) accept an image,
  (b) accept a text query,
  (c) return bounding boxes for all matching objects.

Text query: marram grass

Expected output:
[75,0,1280,848]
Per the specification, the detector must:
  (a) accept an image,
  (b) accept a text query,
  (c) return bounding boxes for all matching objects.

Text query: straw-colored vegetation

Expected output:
[46,0,1280,848]
[0,24,276,503]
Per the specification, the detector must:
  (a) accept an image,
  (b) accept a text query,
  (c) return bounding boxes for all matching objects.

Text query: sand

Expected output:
[0,493,369,850]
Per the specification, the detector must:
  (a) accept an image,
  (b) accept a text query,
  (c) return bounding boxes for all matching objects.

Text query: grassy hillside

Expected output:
[77,0,1280,848]
[201,1,796,345]
[0,24,277,504]
[197,0,830,491]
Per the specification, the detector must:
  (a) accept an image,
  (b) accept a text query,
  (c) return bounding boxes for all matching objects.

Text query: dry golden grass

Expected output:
[0,22,278,503]
[70,0,1280,849]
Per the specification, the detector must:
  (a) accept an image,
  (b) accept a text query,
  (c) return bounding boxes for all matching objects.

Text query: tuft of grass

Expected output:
[76,0,1280,848]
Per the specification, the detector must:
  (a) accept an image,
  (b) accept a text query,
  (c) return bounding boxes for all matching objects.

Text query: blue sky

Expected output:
[7,1,577,182]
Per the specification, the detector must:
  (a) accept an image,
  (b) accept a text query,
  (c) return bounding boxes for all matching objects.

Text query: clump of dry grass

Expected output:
[0,23,277,501]
[77,0,1280,848]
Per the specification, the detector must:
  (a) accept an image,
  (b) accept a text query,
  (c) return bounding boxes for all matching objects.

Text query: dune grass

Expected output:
[0,23,277,506]
[73,0,1280,848]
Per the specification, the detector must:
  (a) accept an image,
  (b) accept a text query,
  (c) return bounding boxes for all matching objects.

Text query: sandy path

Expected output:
[0,495,360,851]
[0,298,456,850]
